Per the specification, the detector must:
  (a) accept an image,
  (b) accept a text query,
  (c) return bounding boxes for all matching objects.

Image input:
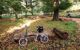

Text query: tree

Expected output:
[41,0,72,21]
[0,0,26,19]
[41,0,54,15]
[53,0,59,20]
[11,1,25,19]
[5,0,25,19]
[0,0,9,19]
[0,5,5,19]
[25,0,39,15]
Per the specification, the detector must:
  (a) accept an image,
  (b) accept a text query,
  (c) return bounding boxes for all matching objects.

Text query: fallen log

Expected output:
[52,28,69,40]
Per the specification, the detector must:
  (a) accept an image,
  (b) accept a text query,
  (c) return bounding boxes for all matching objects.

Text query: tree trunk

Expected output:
[52,0,59,21]
[15,12,18,20]
[0,13,2,19]
[53,7,59,21]
[0,15,2,19]
[30,0,34,15]
[31,8,34,15]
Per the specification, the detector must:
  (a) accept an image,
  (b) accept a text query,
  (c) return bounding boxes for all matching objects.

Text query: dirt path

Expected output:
[7,19,39,33]
[0,19,40,40]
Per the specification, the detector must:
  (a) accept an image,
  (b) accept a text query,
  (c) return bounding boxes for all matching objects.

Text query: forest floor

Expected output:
[61,17,80,37]
[67,18,80,38]
[0,17,80,50]
[0,18,40,40]
[27,17,80,50]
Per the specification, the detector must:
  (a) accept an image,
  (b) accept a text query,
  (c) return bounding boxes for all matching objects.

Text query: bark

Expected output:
[14,12,18,20]
[0,13,2,19]
[31,8,34,15]
[53,7,59,21]
[52,0,59,21]
[31,6,34,15]
[0,15,2,19]
[30,0,34,15]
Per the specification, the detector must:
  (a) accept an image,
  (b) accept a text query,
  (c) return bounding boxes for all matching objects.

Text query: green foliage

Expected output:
[59,1,72,10]
[0,0,73,18]
[2,15,15,18]
[42,4,54,13]
[6,0,25,13]
[41,0,72,13]
[0,0,9,15]
[0,5,5,14]
[0,0,26,19]
[41,0,54,13]
[33,47,38,50]
[1,0,25,12]
[14,2,25,12]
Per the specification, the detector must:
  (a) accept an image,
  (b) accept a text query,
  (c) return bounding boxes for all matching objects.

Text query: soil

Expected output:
[0,17,80,50]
